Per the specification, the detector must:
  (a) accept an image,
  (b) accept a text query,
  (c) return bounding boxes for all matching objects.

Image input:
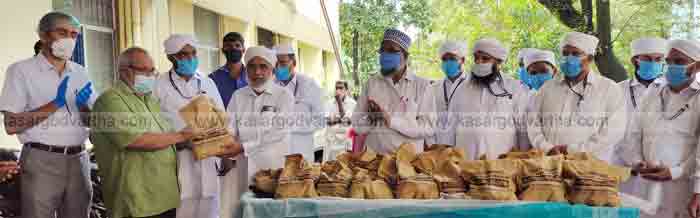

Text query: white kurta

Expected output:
[226,82,294,218]
[276,73,323,160]
[323,96,357,160]
[613,77,665,197]
[621,79,700,218]
[528,72,626,162]
[351,71,437,155]
[152,70,224,218]
[426,72,468,146]
[450,74,529,160]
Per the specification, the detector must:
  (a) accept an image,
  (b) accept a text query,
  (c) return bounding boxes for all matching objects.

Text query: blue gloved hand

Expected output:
[75,82,93,108]
[52,76,70,108]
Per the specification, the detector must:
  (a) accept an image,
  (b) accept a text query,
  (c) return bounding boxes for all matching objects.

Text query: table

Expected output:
[240,192,639,218]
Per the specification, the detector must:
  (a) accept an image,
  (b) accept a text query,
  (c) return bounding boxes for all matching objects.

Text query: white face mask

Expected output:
[471,63,494,77]
[133,74,156,94]
[51,38,77,60]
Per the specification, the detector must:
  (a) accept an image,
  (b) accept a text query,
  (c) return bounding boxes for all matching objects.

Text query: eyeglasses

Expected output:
[50,27,80,39]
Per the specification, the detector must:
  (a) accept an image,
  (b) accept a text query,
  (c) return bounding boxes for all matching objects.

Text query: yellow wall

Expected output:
[0,0,52,149]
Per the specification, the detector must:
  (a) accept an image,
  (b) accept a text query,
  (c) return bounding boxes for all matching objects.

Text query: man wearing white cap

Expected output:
[272,43,323,161]
[615,39,700,218]
[520,49,559,150]
[225,46,293,218]
[351,28,436,154]
[426,40,469,146]
[528,32,626,162]
[153,34,229,218]
[517,48,538,88]
[448,38,528,160]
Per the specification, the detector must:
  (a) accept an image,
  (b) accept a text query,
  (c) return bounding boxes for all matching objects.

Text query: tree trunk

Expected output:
[537,0,586,31]
[352,30,360,87]
[594,0,628,82]
[581,0,594,33]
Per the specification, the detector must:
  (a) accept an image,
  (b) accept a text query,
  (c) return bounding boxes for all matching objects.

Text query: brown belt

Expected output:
[26,143,85,155]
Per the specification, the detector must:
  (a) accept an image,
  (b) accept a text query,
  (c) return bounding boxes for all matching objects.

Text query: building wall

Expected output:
[0,1,52,149]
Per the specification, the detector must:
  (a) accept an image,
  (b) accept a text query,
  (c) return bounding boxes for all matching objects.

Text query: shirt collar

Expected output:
[277,74,298,87]
[216,65,247,82]
[383,69,416,84]
[445,71,467,84]
[170,69,201,83]
[559,71,597,87]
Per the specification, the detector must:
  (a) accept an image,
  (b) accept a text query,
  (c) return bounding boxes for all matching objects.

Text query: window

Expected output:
[54,0,116,92]
[257,28,275,48]
[194,6,220,75]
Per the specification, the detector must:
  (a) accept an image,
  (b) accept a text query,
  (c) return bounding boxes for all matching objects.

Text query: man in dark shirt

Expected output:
[209,32,248,108]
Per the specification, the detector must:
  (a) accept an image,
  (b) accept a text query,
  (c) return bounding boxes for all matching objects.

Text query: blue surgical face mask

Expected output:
[133,75,155,94]
[637,60,663,81]
[176,58,199,76]
[518,67,529,85]
[275,65,291,81]
[380,52,402,76]
[528,70,554,90]
[665,64,691,87]
[559,55,582,78]
[442,59,461,78]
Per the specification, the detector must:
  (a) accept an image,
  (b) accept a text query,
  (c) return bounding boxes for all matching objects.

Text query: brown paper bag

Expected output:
[460,159,520,201]
[377,154,399,186]
[179,95,236,160]
[349,167,394,199]
[396,143,418,179]
[275,154,319,198]
[252,168,282,197]
[412,146,465,175]
[396,173,440,199]
[517,156,567,202]
[563,159,631,207]
[317,161,353,197]
[433,161,467,194]
[498,149,545,160]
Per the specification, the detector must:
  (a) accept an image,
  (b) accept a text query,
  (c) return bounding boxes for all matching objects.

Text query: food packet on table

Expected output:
[349,167,394,199]
[563,159,631,207]
[412,145,465,175]
[460,159,520,201]
[317,160,353,197]
[377,154,399,186]
[517,155,567,202]
[178,95,236,160]
[396,173,440,199]
[498,149,545,160]
[396,143,418,179]
[275,154,319,199]
[252,168,282,198]
[433,160,467,195]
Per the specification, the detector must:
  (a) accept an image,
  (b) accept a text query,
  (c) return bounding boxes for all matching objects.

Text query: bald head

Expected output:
[117,47,155,86]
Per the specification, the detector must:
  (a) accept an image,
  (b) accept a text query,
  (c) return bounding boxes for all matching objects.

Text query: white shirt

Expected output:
[615,77,665,165]
[450,74,529,160]
[426,72,468,146]
[227,81,294,183]
[351,70,436,155]
[325,96,357,119]
[528,72,626,162]
[152,70,224,200]
[0,53,96,146]
[276,73,323,160]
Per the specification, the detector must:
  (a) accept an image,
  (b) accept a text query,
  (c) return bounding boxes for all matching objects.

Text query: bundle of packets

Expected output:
[179,95,236,160]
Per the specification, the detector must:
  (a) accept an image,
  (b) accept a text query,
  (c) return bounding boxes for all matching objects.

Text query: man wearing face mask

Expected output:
[528,32,626,162]
[351,28,436,155]
[225,46,293,218]
[209,32,248,109]
[521,49,559,150]
[448,38,529,160]
[426,40,468,147]
[152,34,233,218]
[273,44,323,161]
[612,38,667,199]
[517,48,538,88]
[91,47,199,218]
[0,12,96,218]
[615,40,700,218]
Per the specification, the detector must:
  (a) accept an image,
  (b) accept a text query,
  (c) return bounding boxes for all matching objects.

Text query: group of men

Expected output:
[4,11,700,218]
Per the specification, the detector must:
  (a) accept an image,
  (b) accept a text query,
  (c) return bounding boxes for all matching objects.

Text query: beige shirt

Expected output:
[426,72,468,146]
[351,70,436,154]
[528,72,626,162]
[450,74,529,160]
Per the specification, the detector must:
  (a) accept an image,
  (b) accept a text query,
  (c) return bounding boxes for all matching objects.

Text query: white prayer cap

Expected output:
[517,48,539,61]
[472,38,508,61]
[274,44,295,55]
[244,46,277,66]
[559,32,599,56]
[631,37,668,57]
[164,34,198,55]
[439,40,467,58]
[525,49,556,69]
[668,39,700,61]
